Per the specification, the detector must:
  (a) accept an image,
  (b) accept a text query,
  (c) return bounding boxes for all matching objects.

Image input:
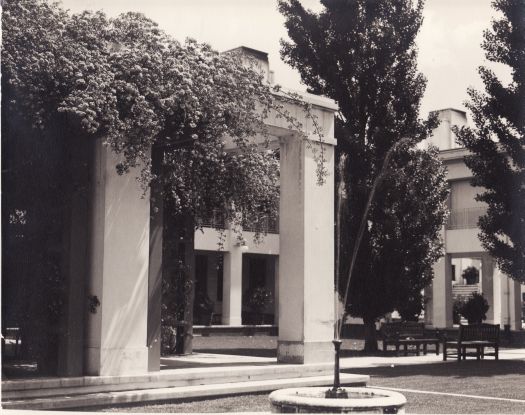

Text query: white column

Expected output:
[424,285,433,326]
[277,135,335,364]
[274,256,279,324]
[494,268,522,330]
[431,253,453,328]
[222,246,243,326]
[510,278,522,331]
[85,139,150,376]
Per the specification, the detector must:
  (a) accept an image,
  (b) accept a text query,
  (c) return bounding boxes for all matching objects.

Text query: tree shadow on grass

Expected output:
[343,360,525,379]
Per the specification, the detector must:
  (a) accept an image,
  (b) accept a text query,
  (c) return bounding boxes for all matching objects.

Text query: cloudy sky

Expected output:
[59,0,508,120]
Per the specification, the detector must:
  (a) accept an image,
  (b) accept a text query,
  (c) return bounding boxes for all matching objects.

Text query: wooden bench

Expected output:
[443,323,500,361]
[380,322,440,356]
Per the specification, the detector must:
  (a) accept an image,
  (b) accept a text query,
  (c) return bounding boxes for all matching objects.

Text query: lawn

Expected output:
[86,335,525,414]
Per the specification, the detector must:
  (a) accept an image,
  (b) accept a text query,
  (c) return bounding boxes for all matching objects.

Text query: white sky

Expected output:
[59,0,509,120]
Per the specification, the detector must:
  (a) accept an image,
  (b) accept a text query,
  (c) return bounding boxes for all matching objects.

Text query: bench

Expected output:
[380,322,440,356]
[443,323,500,361]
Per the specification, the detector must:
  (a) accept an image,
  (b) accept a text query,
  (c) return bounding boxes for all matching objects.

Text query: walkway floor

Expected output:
[160,347,525,370]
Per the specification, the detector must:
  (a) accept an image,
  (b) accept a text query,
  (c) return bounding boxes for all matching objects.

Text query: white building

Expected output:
[424,109,523,330]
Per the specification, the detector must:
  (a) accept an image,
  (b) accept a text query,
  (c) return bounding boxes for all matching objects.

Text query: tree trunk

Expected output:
[363,317,378,353]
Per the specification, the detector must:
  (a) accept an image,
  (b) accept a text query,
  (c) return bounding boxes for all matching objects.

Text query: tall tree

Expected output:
[279,0,449,350]
[455,0,525,283]
[2,0,285,368]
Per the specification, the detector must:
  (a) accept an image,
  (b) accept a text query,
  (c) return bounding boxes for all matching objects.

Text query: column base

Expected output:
[222,316,243,326]
[277,340,333,364]
[85,346,149,376]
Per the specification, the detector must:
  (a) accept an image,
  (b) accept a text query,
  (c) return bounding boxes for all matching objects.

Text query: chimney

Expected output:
[223,46,271,83]
[427,108,468,150]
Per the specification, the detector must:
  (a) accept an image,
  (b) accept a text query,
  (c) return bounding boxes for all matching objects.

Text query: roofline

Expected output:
[430,108,467,115]
[222,46,269,62]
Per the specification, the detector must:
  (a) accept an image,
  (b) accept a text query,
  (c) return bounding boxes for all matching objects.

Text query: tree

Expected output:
[279,0,449,350]
[455,0,525,284]
[2,0,291,368]
[459,293,490,324]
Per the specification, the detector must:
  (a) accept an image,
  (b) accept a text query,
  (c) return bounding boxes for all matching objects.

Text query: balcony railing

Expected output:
[196,210,226,229]
[452,283,480,299]
[446,207,487,230]
[196,211,279,234]
[242,215,279,234]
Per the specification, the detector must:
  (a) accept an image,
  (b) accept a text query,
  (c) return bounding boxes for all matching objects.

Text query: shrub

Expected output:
[453,296,467,324]
[398,294,427,322]
[244,287,273,313]
[462,266,480,285]
[193,291,215,325]
[243,287,273,324]
[460,292,489,324]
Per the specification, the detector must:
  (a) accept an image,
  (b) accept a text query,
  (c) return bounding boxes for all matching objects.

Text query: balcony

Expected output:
[196,210,226,229]
[196,211,279,234]
[452,283,480,299]
[242,215,279,234]
[446,207,487,230]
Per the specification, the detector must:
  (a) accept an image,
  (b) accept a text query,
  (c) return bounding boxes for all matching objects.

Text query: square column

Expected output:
[222,247,243,326]
[431,253,453,328]
[85,140,150,376]
[493,268,522,330]
[274,256,279,323]
[277,135,335,364]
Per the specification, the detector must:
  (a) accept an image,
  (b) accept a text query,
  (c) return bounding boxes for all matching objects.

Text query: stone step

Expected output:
[2,373,369,410]
[2,361,338,400]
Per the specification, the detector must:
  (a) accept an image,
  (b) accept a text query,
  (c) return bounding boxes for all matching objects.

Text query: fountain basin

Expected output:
[269,387,406,414]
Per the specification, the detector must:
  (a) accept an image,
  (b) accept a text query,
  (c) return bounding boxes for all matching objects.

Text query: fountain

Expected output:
[270,138,412,414]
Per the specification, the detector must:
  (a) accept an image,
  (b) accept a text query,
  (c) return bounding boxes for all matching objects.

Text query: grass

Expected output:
[84,336,525,414]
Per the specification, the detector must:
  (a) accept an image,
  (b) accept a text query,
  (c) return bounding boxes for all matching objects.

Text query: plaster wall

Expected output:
[445,228,484,254]
[277,135,335,363]
[85,141,149,376]
[194,227,279,255]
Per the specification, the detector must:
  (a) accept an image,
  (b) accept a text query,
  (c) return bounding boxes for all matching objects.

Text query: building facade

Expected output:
[424,109,523,330]
[205,107,524,332]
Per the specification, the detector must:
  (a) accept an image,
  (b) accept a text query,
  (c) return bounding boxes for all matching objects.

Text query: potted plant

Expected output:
[462,266,480,285]
[459,292,489,324]
[244,287,273,325]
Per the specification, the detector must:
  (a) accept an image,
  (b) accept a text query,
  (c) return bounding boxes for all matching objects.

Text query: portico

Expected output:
[63,48,339,376]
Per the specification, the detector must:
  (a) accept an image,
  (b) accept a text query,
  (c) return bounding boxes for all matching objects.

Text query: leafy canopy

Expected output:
[2,0,297,230]
[455,0,525,283]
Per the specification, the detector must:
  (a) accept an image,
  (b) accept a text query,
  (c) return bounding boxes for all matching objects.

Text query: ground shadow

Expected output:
[343,360,525,379]
[193,348,277,358]
[160,359,275,369]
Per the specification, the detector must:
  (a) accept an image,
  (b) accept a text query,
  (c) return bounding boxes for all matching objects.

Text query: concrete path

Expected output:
[160,347,525,370]
[3,348,524,411]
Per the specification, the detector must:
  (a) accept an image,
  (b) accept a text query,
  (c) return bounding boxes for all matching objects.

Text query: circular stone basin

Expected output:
[269,387,406,414]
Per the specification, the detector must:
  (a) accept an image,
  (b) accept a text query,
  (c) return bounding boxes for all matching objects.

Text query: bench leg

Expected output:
[396,344,399,357]
[435,342,439,355]
[443,343,447,361]
[458,346,462,362]
[495,346,499,361]
[476,346,481,361]
[423,343,427,355]
[404,344,408,357]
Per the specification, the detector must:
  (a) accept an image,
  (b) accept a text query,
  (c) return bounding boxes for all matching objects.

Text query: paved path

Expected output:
[161,347,525,369]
